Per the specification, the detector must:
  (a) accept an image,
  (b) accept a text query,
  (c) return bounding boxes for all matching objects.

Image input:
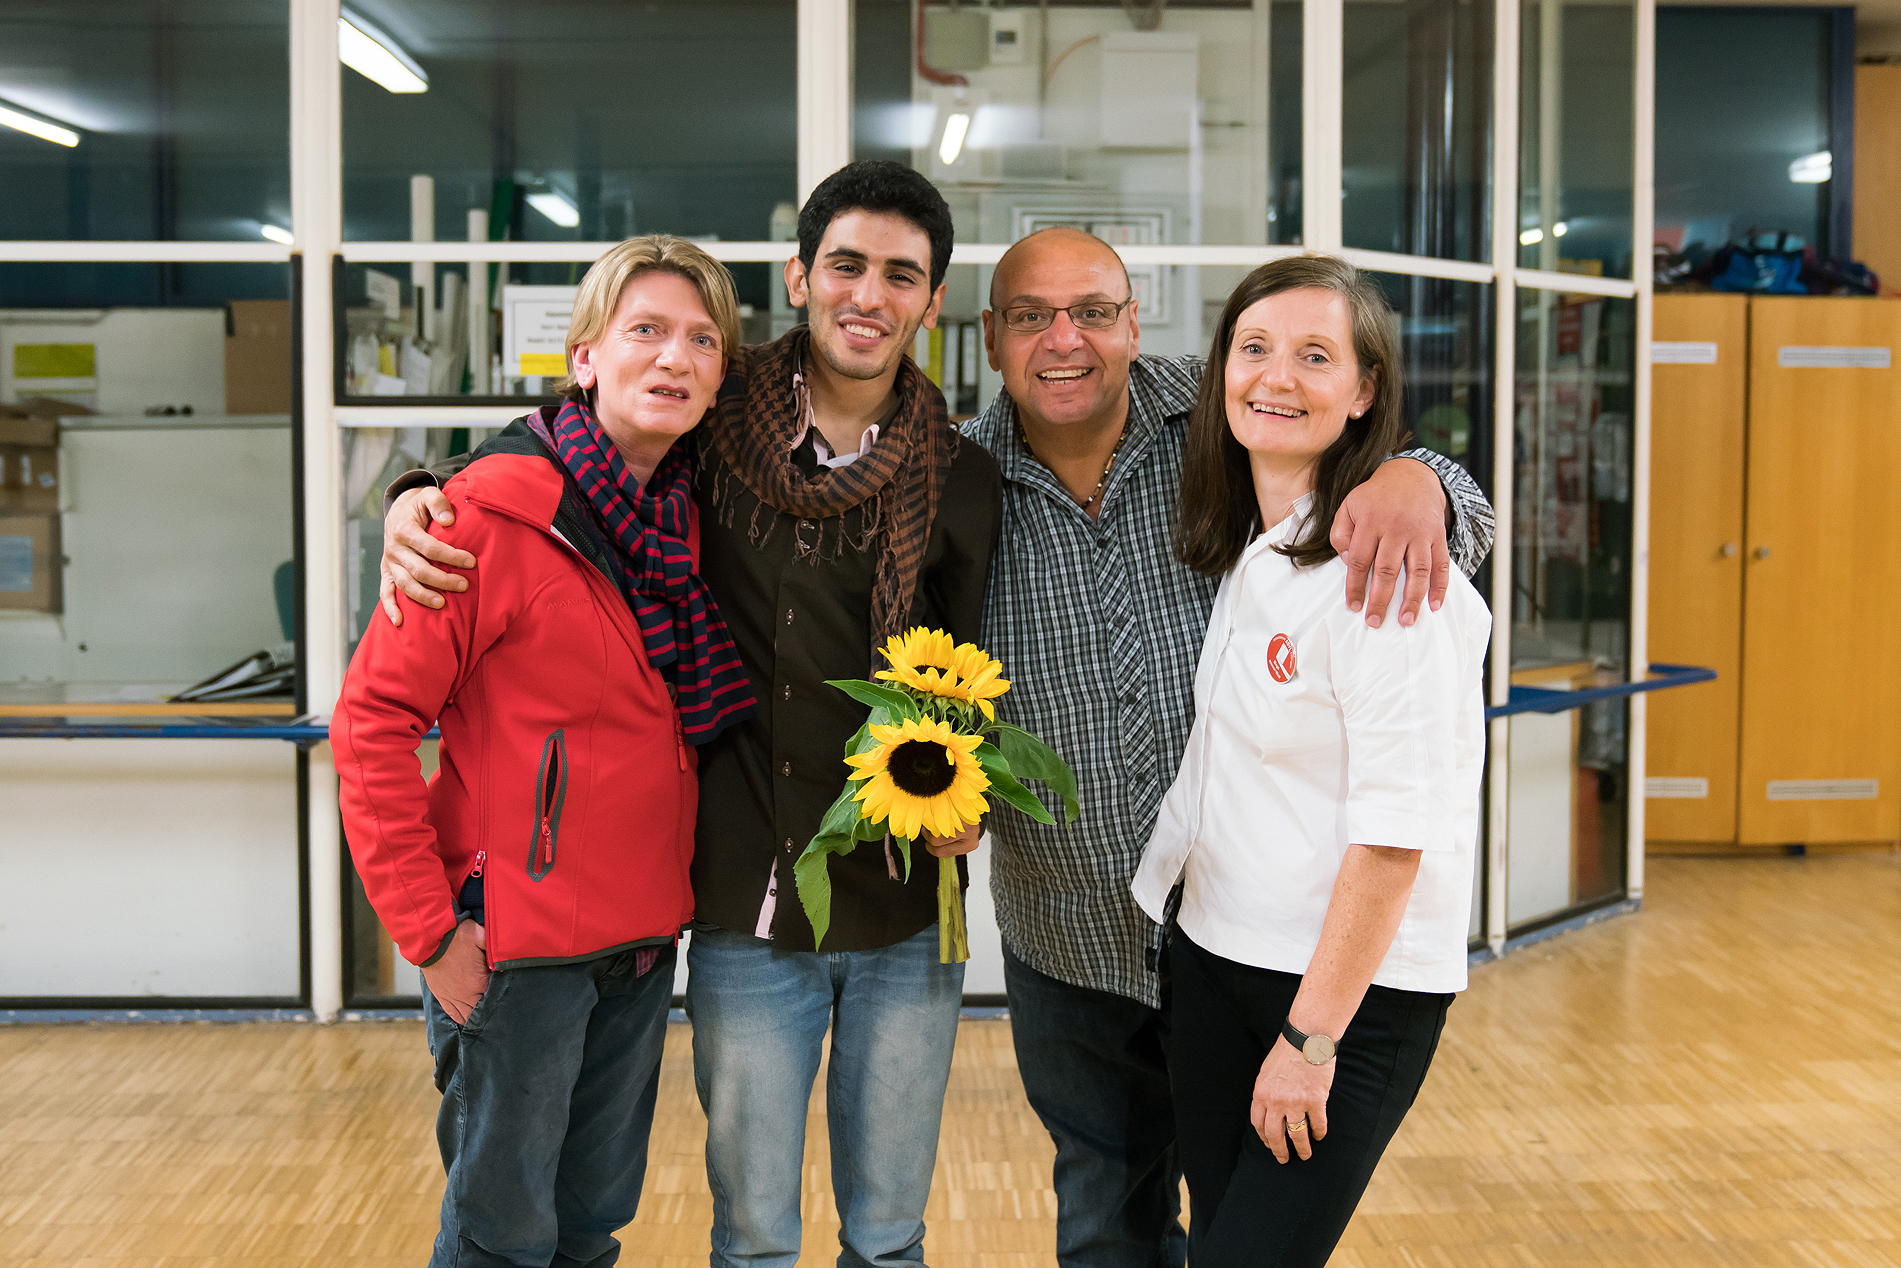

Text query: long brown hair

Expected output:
[1173,254,1403,577]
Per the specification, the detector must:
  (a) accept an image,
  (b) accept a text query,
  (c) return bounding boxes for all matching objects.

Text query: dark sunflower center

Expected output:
[888,740,958,797]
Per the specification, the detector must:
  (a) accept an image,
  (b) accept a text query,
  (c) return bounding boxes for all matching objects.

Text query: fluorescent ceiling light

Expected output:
[1553,221,1568,237]
[1789,151,1831,184]
[0,102,79,147]
[1520,227,1543,246]
[339,11,428,94]
[527,191,580,228]
[259,223,294,246]
[939,112,971,166]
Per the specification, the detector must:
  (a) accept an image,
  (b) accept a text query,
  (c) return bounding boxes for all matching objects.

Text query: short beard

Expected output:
[808,308,921,383]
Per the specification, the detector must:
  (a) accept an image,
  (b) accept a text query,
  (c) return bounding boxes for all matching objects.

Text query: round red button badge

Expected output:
[1266,633,1297,683]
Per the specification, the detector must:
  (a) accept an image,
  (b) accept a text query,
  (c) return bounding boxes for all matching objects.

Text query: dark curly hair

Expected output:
[798,161,956,291]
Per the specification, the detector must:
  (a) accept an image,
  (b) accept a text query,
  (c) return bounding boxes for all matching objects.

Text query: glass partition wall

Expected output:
[0,1,305,1008]
[3,0,1652,1014]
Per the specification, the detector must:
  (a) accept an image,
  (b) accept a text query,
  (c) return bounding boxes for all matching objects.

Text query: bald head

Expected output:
[981,225,1141,440]
[989,226,1133,312]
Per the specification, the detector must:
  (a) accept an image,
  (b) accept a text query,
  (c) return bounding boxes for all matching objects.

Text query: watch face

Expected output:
[1303,1034,1336,1065]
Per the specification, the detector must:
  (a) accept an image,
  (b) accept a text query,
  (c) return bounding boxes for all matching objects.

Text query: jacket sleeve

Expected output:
[329,496,508,968]
[929,442,1004,647]
[1389,448,1495,580]
[383,452,475,516]
[380,417,540,514]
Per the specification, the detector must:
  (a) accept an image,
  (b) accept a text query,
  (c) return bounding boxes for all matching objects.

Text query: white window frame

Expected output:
[0,0,1653,1015]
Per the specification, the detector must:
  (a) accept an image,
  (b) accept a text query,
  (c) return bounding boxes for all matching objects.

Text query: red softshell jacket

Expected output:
[331,452,698,970]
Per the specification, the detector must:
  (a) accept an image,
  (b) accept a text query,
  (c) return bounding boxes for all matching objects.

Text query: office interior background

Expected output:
[1,0,1898,1262]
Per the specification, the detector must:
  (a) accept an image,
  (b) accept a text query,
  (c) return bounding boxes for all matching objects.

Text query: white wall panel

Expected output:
[0,739,301,998]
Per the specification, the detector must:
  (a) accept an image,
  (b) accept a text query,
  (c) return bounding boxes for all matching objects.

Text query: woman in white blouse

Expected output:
[1132,255,1490,1267]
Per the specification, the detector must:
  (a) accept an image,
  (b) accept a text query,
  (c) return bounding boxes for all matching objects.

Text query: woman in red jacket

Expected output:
[331,235,755,1268]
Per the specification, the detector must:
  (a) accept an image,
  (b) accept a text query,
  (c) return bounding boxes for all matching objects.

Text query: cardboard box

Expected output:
[0,512,61,612]
[226,299,294,415]
[0,445,58,511]
[0,397,81,446]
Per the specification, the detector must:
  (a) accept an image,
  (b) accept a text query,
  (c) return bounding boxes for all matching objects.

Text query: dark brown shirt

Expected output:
[692,433,1000,951]
[404,406,1001,954]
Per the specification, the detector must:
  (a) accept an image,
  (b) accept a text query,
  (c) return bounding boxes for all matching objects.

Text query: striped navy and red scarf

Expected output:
[534,397,755,745]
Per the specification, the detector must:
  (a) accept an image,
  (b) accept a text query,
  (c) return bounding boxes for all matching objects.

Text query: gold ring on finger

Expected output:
[1287,1120,1309,1132]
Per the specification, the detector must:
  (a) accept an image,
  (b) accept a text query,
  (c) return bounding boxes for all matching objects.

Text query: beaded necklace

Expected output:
[1018,422,1129,513]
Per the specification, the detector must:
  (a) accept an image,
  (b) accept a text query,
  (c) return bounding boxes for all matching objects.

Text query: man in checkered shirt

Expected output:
[964,228,1494,1268]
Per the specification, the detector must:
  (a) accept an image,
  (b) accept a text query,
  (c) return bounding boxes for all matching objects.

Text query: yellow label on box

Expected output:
[519,353,568,375]
[13,343,95,379]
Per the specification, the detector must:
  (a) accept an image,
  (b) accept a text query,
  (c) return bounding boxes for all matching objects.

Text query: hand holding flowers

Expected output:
[794,627,1081,963]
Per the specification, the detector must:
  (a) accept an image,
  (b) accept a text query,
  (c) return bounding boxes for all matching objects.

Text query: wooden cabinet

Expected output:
[1646,295,1748,842]
[1647,295,1901,848]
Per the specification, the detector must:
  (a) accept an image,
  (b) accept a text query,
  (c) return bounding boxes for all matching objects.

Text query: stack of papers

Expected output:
[172,643,297,703]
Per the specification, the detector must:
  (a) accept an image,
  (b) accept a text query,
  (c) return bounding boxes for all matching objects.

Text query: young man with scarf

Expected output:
[334,236,755,1267]
[380,163,1002,1267]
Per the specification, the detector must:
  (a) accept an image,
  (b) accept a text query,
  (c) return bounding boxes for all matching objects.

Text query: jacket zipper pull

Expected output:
[471,849,485,878]
[540,816,553,867]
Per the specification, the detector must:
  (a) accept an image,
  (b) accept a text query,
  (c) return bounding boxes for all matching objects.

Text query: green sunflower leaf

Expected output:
[973,740,1014,778]
[894,834,913,883]
[983,768,1059,826]
[815,781,866,843]
[826,680,921,719]
[793,847,839,949]
[991,723,1082,825]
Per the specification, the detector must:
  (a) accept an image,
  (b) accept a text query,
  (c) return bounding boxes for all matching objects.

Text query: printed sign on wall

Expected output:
[502,286,579,378]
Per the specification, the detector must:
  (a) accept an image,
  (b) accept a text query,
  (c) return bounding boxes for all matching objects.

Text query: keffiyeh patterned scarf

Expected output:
[697,326,957,648]
[536,397,755,745]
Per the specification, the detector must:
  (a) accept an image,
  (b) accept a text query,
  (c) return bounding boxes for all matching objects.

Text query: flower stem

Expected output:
[938,854,969,964]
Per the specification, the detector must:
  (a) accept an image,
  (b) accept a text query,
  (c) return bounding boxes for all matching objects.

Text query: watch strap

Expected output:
[1282,1019,1337,1064]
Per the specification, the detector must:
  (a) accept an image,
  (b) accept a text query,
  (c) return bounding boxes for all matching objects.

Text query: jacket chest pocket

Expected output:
[528,729,568,882]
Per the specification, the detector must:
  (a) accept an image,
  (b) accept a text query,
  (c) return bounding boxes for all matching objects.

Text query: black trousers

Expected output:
[1002,943,1186,1268]
[1168,931,1451,1268]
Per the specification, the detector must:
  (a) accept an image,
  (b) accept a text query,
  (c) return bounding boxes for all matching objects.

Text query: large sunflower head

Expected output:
[874,626,1012,720]
[844,715,991,841]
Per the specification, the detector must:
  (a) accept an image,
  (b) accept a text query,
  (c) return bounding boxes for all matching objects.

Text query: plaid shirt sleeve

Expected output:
[1390,447,1495,579]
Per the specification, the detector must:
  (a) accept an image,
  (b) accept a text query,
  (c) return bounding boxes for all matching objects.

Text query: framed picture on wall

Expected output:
[1012,207,1170,323]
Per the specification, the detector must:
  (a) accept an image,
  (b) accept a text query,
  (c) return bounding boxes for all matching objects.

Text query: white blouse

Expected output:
[1131,496,1491,994]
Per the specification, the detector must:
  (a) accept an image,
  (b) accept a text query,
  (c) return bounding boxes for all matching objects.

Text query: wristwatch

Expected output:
[1282,1019,1337,1065]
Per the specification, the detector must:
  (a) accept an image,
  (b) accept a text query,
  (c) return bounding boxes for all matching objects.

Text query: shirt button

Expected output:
[781,761,792,777]
[782,685,792,701]
[785,609,795,625]
[784,838,795,852]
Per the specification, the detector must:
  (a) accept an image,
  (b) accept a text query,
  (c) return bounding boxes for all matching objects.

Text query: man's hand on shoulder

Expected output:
[381,485,476,626]
[1329,457,1450,629]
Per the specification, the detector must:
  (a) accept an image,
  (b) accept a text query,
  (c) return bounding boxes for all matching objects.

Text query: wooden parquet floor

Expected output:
[2,854,1898,1267]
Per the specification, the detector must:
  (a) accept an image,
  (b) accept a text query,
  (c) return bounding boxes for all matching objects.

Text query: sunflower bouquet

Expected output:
[795,627,1080,963]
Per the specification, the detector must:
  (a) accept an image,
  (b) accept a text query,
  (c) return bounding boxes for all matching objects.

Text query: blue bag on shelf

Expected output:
[1708,242,1807,294]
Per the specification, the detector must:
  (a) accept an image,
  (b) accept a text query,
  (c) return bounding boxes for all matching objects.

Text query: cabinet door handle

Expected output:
[1722,542,1739,558]
[1753,545,1771,560]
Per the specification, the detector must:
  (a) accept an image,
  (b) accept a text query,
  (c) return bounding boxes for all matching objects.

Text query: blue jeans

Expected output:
[1001,943,1186,1268]
[422,946,675,1268]
[686,923,965,1268]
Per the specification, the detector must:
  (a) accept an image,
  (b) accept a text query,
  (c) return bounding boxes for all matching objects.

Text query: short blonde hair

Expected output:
[555,235,742,397]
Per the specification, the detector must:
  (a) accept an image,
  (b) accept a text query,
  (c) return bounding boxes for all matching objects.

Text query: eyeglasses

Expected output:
[998,299,1132,333]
